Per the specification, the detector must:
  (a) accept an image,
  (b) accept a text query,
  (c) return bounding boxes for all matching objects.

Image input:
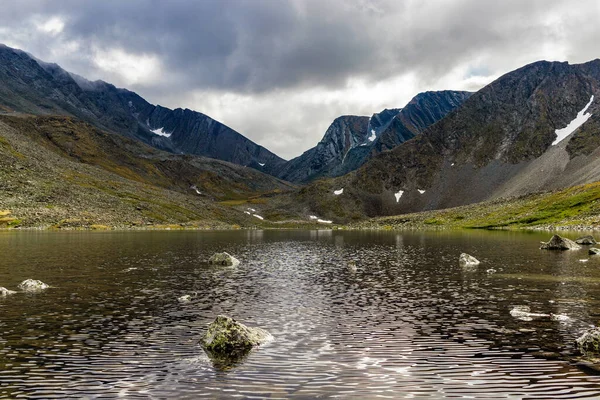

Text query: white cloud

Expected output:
[37,17,65,36]
[92,47,163,86]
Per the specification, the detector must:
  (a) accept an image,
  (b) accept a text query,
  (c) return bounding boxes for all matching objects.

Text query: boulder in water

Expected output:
[540,235,581,250]
[576,235,597,245]
[0,287,16,296]
[201,315,271,366]
[459,253,480,266]
[576,328,600,355]
[208,252,240,267]
[17,279,49,292]
[589,248,600,256]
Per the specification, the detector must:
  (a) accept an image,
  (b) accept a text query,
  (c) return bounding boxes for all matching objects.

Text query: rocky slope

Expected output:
[0,44,284,170]
[273,59,600,222]
[0,114,293,229]
[276,91,471,183]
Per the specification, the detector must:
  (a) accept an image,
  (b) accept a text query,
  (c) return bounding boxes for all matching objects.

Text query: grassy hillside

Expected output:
[352,181,600,230]
[0,115,296,229]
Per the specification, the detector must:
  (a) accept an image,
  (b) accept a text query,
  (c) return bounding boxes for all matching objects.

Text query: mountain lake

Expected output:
[1,229,600,398]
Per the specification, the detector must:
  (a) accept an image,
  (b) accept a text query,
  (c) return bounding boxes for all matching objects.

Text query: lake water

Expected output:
[1,229,600,398]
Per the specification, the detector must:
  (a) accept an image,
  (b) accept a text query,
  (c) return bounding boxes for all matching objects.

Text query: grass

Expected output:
[354,181,600,230]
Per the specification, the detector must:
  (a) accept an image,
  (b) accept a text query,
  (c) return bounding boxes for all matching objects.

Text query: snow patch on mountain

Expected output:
[395,190,404,202]
[150,127,172,138]
[368,129,376,142]
[552,95,594,145]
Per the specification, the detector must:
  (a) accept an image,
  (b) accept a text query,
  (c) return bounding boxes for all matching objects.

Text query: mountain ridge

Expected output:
[276,90,472,183]
[266,58,600,222]
[0,44,285,170]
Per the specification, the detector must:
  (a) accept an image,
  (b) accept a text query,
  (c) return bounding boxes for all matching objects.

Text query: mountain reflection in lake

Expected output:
[1,229,600,398]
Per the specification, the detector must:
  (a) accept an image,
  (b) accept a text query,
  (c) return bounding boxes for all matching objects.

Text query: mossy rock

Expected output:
[208,252,240,267]
[577,328,600,356]
[201,315,271,368]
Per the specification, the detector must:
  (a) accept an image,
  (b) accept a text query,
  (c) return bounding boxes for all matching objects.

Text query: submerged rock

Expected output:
[17,279,49,292]
[0,287,16,296]
[201,315,271,366]
[589,248,600,256]
[208,252,240,267]
[178,294,192,304]
[459,253,480,266]
[347,261,358,273]
[509,305,549,321]
[576,328,600,355]
[576,235,597,245]
[540,235,581,250]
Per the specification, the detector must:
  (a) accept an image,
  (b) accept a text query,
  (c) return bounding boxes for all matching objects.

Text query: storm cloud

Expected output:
[1,0,599,158]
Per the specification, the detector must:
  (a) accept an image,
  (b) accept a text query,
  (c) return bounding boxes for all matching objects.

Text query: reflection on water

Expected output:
[1,229,600,398]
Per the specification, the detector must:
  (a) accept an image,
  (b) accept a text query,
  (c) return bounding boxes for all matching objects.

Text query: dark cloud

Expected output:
[0,0,599,158]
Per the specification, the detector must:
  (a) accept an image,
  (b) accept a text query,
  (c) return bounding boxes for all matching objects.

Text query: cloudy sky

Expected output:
[1,0,599,159]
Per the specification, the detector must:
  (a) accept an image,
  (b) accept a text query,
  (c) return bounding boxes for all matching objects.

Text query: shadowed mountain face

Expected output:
[0,44,285,170]
[292,59,600,221]
[276,91,471,183]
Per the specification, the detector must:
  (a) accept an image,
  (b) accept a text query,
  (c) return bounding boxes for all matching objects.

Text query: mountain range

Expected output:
[286,59,600,222]
[1,43,600,228]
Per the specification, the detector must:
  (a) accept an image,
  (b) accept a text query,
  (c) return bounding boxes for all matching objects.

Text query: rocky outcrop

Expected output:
[540,235,581,250]
[208,252,240,267]
[17,279,49,292]
[589,248,600,255]
[576,235,597,245]
[201,315,272,366]
[459,253,480,266]
[0,287,16,296]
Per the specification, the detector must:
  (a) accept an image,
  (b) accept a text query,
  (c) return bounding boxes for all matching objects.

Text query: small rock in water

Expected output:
[510,305,549,321]
[576,328,600,356]
[178,295,192,304]
[486,268,497,274]
[17,279,49,292]
[208,252,240,267]
[201,315,272,367]
[550,313,571,323]
[589,248,600,256]
[0,287,17,296]
[347,261,358,273]
[459,253,480,266]
[576,235,597,245]
[540,235,581,250]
